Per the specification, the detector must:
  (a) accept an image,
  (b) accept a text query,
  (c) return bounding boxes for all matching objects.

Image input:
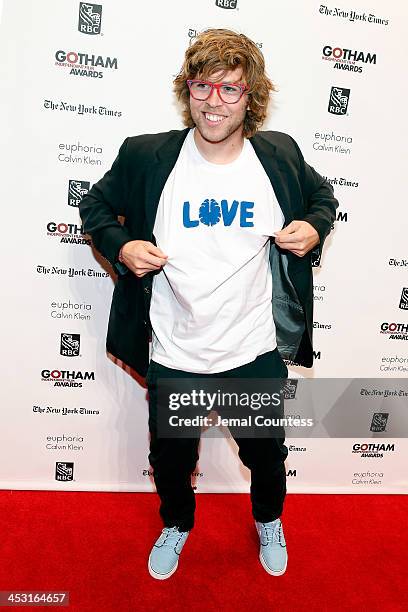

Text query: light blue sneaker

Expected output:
[148,526,190,580]
[255,518,288,576]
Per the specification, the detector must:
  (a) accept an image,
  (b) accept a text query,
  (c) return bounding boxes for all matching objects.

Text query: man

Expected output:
[79,28,338,580]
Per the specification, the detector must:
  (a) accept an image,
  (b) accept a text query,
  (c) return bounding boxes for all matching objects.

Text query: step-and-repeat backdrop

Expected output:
[1,0,407,493]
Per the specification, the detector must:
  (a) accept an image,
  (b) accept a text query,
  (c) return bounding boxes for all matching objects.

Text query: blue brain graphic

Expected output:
[198,198,221,226]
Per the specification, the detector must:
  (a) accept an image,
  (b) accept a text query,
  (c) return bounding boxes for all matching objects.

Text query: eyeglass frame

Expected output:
[186,79,250,104]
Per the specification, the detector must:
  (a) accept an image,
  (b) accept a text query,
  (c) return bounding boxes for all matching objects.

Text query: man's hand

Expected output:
[120,240,168,278]
[274,220,320,257]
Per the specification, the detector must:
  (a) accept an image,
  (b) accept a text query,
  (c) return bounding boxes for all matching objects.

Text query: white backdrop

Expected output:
[1,0,407,493]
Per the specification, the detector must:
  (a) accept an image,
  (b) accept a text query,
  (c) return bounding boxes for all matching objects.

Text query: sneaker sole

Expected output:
[147,553,179,580]
[259,551,288,576]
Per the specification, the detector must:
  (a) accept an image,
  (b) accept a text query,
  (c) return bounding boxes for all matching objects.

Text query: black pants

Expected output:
[146,349,289,532]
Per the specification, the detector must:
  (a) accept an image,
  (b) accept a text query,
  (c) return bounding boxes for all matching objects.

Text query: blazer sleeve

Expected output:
[79,138,133,276]
[289,136,339,257]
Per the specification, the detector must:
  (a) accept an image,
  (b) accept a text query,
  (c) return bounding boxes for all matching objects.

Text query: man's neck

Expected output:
[193,128,245,164]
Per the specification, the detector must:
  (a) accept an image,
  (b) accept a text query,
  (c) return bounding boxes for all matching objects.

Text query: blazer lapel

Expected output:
[249,134,294,227]
[144,128,190,235]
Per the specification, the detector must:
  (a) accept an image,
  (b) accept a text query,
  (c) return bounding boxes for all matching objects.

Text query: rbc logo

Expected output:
[68,180,90,207]
[183,198,254,228]
[78,3,102,35]
[55,462,74,481]
[216,0,238,8]
[60,333,81,357]
[328,86,350,115]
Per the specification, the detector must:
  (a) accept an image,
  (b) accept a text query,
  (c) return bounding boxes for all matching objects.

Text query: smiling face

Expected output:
[189,66,249,145]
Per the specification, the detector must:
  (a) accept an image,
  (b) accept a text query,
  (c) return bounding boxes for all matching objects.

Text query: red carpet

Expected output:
[0,491,406,611]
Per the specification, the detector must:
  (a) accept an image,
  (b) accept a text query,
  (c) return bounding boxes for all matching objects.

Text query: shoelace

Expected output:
[261,521,282,544]
[159,527,188,553]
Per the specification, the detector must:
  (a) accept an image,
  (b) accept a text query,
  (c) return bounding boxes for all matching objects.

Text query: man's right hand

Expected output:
[119,241,168,278]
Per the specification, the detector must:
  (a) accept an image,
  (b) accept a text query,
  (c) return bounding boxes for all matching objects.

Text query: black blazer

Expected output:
[79,128,338,376]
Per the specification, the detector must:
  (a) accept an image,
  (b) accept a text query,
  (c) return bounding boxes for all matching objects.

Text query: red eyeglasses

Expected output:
[187,79,249,104]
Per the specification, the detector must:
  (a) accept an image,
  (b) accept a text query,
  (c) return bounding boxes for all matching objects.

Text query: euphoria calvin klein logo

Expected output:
[328,87,350,115]
[215,0,237,8]
[78,3,102,35]
[370,413,389,432]
[60,333,81,357]
[68,180,90,207]
[399,288,408,310]
[56,462,74,481]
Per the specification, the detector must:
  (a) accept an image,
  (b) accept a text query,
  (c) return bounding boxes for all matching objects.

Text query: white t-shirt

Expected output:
[150,128,285,373]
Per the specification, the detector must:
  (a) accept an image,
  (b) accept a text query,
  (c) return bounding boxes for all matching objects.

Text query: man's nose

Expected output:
[206,86,222,106]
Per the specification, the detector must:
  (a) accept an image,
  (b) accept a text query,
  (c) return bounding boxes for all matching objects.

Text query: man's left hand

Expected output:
[274,220,320,257]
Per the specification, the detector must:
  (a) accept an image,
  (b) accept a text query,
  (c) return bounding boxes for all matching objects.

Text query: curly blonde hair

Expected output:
[173,28,276,138]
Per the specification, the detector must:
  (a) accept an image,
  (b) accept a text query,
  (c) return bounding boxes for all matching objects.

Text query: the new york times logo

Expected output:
[60,333,81,357]
[328,87,350,115]
[399,288,408,310]
[55,461,74,481]
[215,0,237,9]
[78,3,102,35]
[370,413,389,432]
[68,180,89,207]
